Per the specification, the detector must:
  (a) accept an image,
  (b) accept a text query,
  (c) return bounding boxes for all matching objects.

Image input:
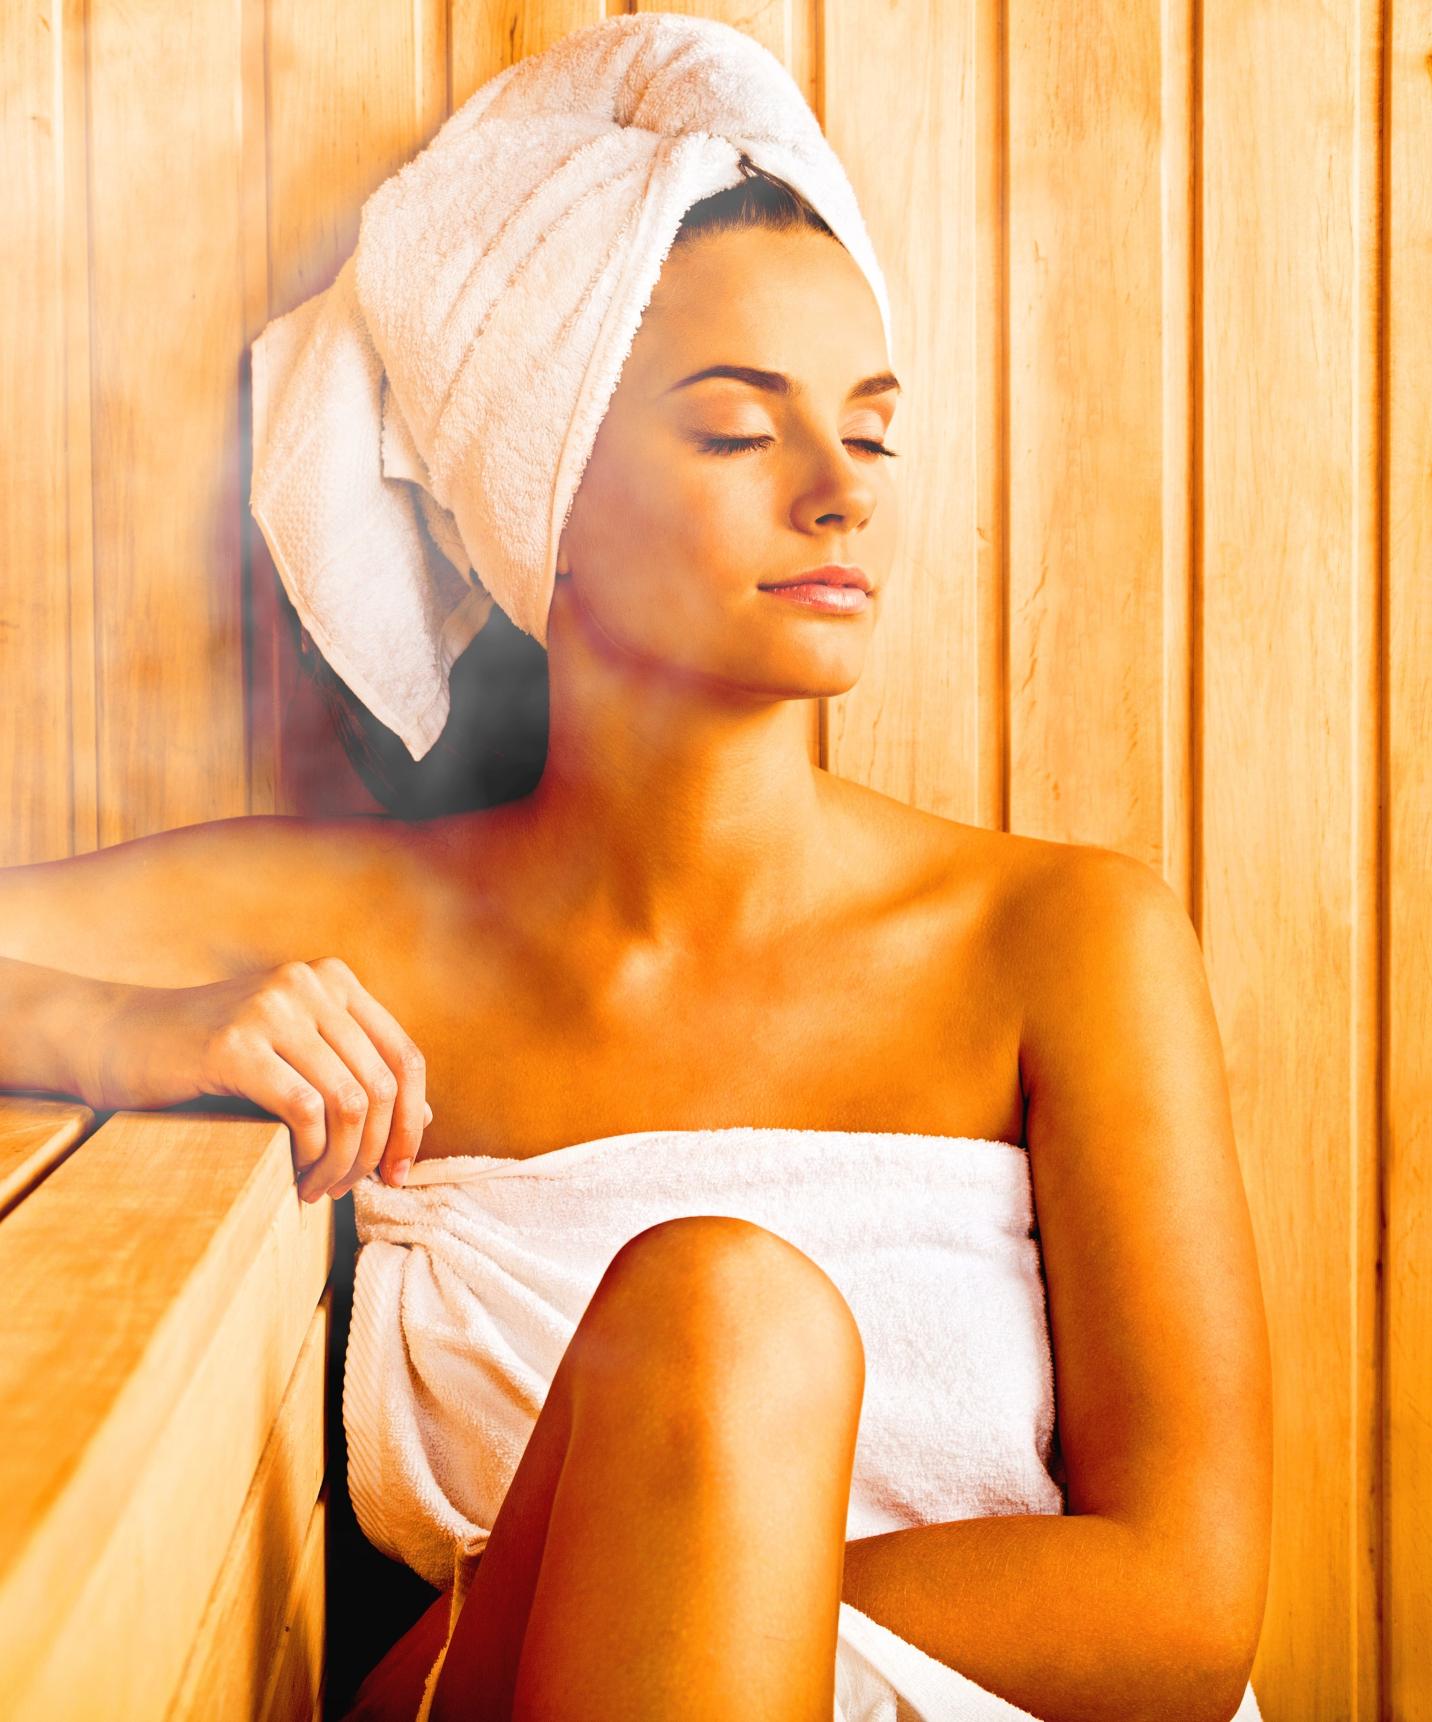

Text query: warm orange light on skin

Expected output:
[661,361,902,405]
[498,221,906,954]
[549,223,902,704]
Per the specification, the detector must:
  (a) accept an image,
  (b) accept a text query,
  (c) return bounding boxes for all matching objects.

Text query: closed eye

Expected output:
[697,434,899,459]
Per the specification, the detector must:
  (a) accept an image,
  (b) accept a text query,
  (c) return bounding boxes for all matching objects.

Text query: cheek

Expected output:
[614,460,757,583]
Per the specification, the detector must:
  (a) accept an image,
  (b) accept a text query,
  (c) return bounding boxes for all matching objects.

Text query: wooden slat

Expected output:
[1004,0,1173,864]
[60,0,98,857]
[822,0,982,819]
[1201,2,1378,1715]
[971,0,1010,838]
[167,1294,330,1722]
[86,0,249,844]
[0,0,71,866]
[1386,2,1432,1717]
[0,1111,332,1719]
[450,0,601,107]
[0,1095,95,1217]
[258,1491,328,1722]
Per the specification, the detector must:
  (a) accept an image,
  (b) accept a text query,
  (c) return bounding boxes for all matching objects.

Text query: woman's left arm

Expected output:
[841,848,1273,1722]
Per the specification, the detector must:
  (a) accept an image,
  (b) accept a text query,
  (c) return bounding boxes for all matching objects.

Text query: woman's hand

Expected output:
[86,957,430,1200]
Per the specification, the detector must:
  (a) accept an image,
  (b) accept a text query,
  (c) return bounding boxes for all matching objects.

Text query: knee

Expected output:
[581,1215,865,1405]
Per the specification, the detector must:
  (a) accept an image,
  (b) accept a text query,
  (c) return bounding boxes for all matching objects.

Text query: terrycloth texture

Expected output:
[248,13,896,760]
[344,1125,1266,1720]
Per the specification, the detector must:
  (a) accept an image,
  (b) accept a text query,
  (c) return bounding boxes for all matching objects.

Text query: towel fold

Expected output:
[248,13,895,760]
[345,1126,1266,1719]
[354,1127,1061,1720]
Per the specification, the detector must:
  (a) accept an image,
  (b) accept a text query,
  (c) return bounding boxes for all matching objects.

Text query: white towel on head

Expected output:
[342,1124,1267,1721]
[248,13,896,761]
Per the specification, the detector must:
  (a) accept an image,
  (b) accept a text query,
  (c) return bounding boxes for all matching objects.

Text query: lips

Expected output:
[759,564,871,593]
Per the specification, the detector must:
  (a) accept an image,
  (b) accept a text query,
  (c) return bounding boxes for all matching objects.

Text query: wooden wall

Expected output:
[2,2,1428,1717]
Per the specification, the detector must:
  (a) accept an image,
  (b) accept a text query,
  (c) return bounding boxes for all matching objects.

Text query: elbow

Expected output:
[1127,1515,1268,1722]
[1135,1615,1260,1722]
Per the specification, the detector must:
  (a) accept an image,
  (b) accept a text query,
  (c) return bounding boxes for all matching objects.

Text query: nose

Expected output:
[795,440,878,537]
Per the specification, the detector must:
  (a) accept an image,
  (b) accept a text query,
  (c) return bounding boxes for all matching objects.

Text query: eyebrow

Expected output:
[662,364,901,401]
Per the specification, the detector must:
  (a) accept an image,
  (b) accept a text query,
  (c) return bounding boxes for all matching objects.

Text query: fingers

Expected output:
[198,958,433,1203]
[266,959,423,1200]
[334,984,429,1189]
[235,1046,336,1182]
[273,1026,381,1201]
[305,1010,400,1200]
[304,959,428,1197]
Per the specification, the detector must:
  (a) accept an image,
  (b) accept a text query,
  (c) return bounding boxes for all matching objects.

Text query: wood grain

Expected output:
[823,0,982,817]
[1386,5,1432,1718]
[0,1094,95,1217]
[257,1491,329,1722]
[85,0,249,845]
[1202,2,1383,1714]
[0,1111,332,1719]
[167,1296,330,1722]
[1,0,71,866]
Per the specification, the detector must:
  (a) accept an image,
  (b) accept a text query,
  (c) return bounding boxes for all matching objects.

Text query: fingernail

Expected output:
[392,1158,412,1186]
[423,1103,433,1126]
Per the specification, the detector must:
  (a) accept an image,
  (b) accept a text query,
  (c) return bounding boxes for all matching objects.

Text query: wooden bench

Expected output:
[0,1094,334,1721]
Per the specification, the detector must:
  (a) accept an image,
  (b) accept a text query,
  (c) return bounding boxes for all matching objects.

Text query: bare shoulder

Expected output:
[1000,838,1199,1039]
[819,768,1094,934]
[825,776,1205,1069]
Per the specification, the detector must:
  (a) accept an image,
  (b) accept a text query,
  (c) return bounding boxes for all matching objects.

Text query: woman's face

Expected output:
[550,223,901,700]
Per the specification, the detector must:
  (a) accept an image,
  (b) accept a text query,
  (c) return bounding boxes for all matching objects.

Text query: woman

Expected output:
[0,22,1271,1722]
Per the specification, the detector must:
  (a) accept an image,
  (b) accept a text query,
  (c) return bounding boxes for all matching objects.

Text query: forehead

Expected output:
[629,226,888,391]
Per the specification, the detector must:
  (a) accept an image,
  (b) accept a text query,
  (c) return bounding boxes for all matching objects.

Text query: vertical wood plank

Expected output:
[1350,2,1386,1715]
[86,0,249,845]
[60,0,98,856]
[1200,2,1380,1714]
[450,0,605,110]
[1386,3,1432,1716]
[1,0,73,865]
[1160,0,1194,907]
[973,0,1010,835]
[240,0,277,816]
[823,0,980,816]
[1004,0,1172,866]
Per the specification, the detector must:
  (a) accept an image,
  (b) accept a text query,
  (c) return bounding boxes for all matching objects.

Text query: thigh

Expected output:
[434,1215,865,1722]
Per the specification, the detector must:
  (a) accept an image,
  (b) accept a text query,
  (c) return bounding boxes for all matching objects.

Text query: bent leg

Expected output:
[431,1214,866,1722]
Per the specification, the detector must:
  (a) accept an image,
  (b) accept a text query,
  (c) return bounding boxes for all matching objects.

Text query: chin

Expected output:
[751,655,867,702]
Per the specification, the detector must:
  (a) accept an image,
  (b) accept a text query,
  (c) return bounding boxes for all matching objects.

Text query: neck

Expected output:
[511,599,856,952]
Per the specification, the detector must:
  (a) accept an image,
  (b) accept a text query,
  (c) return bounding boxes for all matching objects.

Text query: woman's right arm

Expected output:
[0,816,430,1196]
[0,954,131,1101]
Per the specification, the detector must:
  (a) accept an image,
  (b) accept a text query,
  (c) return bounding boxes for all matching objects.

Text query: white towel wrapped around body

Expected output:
[345,1125,1263,1720]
